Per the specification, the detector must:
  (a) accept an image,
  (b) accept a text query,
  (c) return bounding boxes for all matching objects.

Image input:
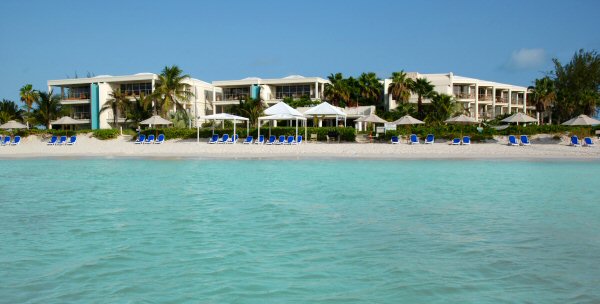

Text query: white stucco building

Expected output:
[383,72,532,120]
[48,73,216,129]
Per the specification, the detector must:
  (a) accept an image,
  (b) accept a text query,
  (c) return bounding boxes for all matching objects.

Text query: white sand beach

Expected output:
[0,134,598,160]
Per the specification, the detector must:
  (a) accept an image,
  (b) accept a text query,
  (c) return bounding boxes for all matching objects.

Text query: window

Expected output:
[120,82,152,97]
[223,87,249,100]
[275,85,311,99]
[65,86,90,100]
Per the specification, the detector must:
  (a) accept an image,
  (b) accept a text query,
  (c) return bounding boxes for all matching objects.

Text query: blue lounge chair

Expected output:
[584,137,594,147]
[254,135,265,144]
[11,136,21,146]
[145,134,155,144]
[520,135,531,146]
[155,134,165,144]
[462,136,471,145]
[227,134,238,144]
[57,135,67,145]
[266,135,276,145]
[218,134,229,144]
[47,135,58,145]
[410,134,420,144]
[67,136,77,145]
[2,136,10,146]
[425,134,434,144]
[208,134,219,144]
[277,135,286,145]
[296,135,303,145]
[243,136,253,144]
[451,138,461,145]
[285,135,294,145]
[508,135,519,146]
[391,136,399,144]
[135,134,146,144]
[571,135,581,147]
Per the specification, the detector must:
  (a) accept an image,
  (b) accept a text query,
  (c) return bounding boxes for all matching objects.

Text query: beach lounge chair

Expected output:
[67,136,77,145]
[277,135,286,145]
[425,134,434,144]
[410,134,420,144]
[243,136,253,144]
[391,136,399,144]
[584,137,594,147]
[462,136,471,145]
[208,134,219,144]
[285,135,294,145]
[508,135,519,146]
[47,135,58,145]
[266,135,276,145]
[520,135,531,146]
[451,138,461,145]
[145,134,155,144]
[2,136,10,146]
[135,134,145,144]
[296,135,303,144]
[57,135,67,145]
[155,134,165,144]
[571,135,581,147]
[254,135,265,144]
[218,134,229,144]
[11,136,21,146]
[227,134,238,144]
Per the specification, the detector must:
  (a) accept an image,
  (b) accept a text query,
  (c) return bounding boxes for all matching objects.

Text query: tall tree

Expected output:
[357,72,383,106]
[324,73,350,107]
[411,77,435,119]
[152,65,194,117]
[231,97,264,127]
[552,49,600,121]
[0,99,25,123]
[424,93,457,125]
[388,71,414,104]
[529,77,556,124]
[19,84,39,113]
[125,92,153,126]
[100,88,128,128]
[32,91,64,129]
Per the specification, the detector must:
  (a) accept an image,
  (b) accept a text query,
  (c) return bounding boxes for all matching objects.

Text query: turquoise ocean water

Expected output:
[1,159,600,303]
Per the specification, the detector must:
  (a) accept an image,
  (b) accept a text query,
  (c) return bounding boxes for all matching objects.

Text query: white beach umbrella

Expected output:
[392,115,424,125]
[561,114,600,126]
[0,120,28,129]
[445,114,478,139]
[304,101,347,127]
[51,116,87,137]
[501,112,537,125]
[140,115,172,138]
[264,101,304,117]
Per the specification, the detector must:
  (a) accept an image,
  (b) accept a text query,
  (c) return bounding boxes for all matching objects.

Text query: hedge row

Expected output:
[140,127,356,142]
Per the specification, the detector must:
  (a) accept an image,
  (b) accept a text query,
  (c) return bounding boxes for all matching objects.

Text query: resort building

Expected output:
[383,72,532,121]
[211,75,330,114]
[47,74,216,129]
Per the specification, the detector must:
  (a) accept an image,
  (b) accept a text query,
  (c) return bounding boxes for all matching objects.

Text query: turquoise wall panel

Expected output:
[91,84,99,130]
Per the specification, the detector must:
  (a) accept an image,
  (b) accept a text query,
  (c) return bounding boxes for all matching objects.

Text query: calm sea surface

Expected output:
[1,159,599,303]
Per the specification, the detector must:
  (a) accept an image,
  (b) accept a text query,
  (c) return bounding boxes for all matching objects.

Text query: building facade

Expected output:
[48,73,216,129]
[383,72,532,121]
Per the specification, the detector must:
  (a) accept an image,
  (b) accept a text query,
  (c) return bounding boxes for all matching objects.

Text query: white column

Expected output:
[523,91,527,113]
[315,82,319,99]
[474,84,479,120]
[212,90,216,114]
[492,87,496,119]
[508,89,512,114]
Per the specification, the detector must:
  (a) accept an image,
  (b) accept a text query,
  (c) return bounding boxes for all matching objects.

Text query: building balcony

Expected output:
[478,94,493,102]
[454,93,475,100]
[495,97,508,104]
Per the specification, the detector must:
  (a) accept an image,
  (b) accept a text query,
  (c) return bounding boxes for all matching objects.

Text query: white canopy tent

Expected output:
[197,113,249,144]
[264,101,304,116]
[304,101,347,127]
[258,114,307,141]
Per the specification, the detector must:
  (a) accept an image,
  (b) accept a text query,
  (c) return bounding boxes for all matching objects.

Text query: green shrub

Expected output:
[92,129,119,140]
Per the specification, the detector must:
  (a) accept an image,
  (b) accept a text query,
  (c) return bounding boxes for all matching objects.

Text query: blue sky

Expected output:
[1,0,599,103]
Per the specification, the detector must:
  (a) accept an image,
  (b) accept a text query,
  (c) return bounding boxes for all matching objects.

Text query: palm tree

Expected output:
[32,91,64,129]
[0,99,25,123]
[152,65,194,117]
[231,97,264,127]
[125,92,153,126]
[323,73,350,107]
[411,77,435,119]
[425,93,456,125]
[529,77,556,124]
[100,88,128,128]
[357,72,383,106]
[19,84,39,113]
[388,71,414,106]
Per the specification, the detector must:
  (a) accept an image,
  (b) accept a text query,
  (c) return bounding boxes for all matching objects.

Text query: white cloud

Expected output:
[505,48,546,70]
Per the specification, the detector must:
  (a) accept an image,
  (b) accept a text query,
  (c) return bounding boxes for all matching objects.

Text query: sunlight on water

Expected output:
[1,159,600,303]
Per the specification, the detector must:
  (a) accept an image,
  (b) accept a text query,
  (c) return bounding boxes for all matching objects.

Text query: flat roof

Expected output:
[48,73,160,86]
[213,75,330,86]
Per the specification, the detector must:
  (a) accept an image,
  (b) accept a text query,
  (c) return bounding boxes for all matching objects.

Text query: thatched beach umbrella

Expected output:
[392,115,424,142]
[445,114,478,138]
[561,114,600,126]
[140,115,172,137]
[501,112,537,126]
[0,120,28,130]
[51,116,87,137]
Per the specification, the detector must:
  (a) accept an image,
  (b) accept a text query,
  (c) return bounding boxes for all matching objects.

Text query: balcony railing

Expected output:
[454,93,475,99]
[71,113,91,120]
[275,93,314,99]
[218,94,249,101]
[62,93,90,100]
[495,97,508,103]
[478,94,493,101]
[123,90,152,97]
